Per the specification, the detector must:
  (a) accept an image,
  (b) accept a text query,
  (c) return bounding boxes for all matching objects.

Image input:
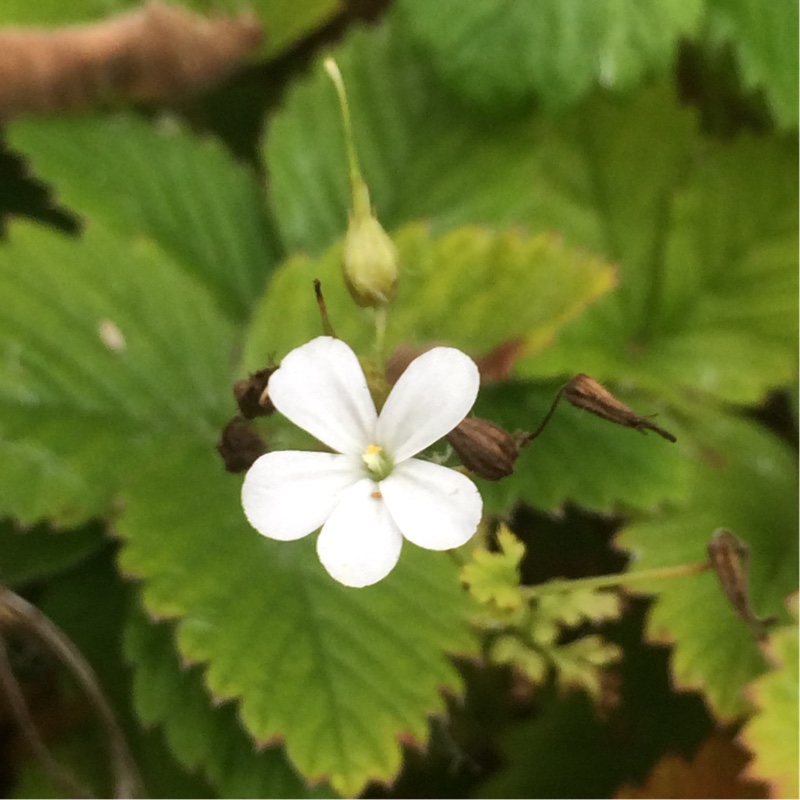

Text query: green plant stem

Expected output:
[324,58,369,218]
[374,306,387,368]
[521,560,710,599]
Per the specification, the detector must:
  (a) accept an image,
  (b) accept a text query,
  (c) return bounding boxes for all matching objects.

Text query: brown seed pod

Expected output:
[707,528,776,640]
[563,374,677,442]
[446,417,519,481]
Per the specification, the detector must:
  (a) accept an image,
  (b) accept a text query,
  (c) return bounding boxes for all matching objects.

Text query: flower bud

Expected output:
[325,57,399,309]
[342,202,399,308]
[446,417,519,481]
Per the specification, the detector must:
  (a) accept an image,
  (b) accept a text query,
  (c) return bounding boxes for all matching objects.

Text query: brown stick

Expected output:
[0,587,143,798]
[0,632,92,798]
[0,2,262,120]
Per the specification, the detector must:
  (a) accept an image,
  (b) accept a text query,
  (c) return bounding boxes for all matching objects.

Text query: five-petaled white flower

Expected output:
[241,336,483,587]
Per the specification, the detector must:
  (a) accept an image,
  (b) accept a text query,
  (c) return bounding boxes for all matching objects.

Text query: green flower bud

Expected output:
[325,57,399,309]
[343,206,399,308]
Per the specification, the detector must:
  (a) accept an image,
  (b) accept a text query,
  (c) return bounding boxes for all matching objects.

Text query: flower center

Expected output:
[361,443,394,482]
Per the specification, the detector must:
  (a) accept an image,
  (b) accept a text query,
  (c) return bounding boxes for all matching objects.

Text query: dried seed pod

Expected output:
[707,528,775,640]
[564,374,676,442]
[216,416,266,473]
[233,367,277,419]
[446,417,519,481]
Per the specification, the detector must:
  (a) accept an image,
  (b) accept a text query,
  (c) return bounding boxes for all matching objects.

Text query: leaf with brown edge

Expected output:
[615,730,768,798]
[116,437,479,796]
[739,594,799,799]
[617,415,798,719]
[243,223,616,376]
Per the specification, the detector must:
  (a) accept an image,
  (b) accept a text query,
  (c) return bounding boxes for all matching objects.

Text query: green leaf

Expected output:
[549,635,622,699]
[125,607,328,798]
[12,725,117,799]
[616,414,798,718]
[472,380,690,514]
[10,114,278,323]
[479,691,615,797]
[529,131,798,406]
[116,438,478,796]
[0,519,104,586]
[490,635,549,683]
[739,596,799,798]
[706,0,799,128]
[397,0,704,110]
[461,525,525,610]
[0,0,340,60]
[537,589,622,629]
[243,223,615,371]
[267,15,797,405]
[0,221,233,525]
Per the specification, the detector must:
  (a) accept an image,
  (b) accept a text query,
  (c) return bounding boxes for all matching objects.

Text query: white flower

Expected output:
[241,336,483,587]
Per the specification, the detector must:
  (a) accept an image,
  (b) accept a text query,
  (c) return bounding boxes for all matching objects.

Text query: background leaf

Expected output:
[0,519,104,586]
[396,0,704,110]
[739,596,799,798]
[0,221,233,525]
[617,415,798,718]
[242,223,615,370]
[706,0,799,128]
[615,731,767,798]
[10,114,278,323]
[125,607,328,798]
[266,14,797,406]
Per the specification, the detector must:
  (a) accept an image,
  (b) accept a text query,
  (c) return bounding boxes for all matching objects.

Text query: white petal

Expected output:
[316,479,403,587]
[375,346,479,462]
[269,336,377,455]
[242,451,360,541]
[381,459,482,551]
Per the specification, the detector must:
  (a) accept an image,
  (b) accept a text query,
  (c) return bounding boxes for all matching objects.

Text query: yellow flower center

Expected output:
[362,443,393,482]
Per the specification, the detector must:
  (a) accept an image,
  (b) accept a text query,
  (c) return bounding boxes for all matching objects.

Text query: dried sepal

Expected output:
[216,416,266,473]
[233,367,277,419]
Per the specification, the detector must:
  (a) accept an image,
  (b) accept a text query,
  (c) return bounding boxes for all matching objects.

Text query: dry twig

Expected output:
[0,2,262,120]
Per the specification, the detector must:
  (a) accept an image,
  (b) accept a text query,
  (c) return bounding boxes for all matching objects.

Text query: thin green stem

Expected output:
[521,561,710,599]
[324,58,370,218]
[374,306,387,368]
